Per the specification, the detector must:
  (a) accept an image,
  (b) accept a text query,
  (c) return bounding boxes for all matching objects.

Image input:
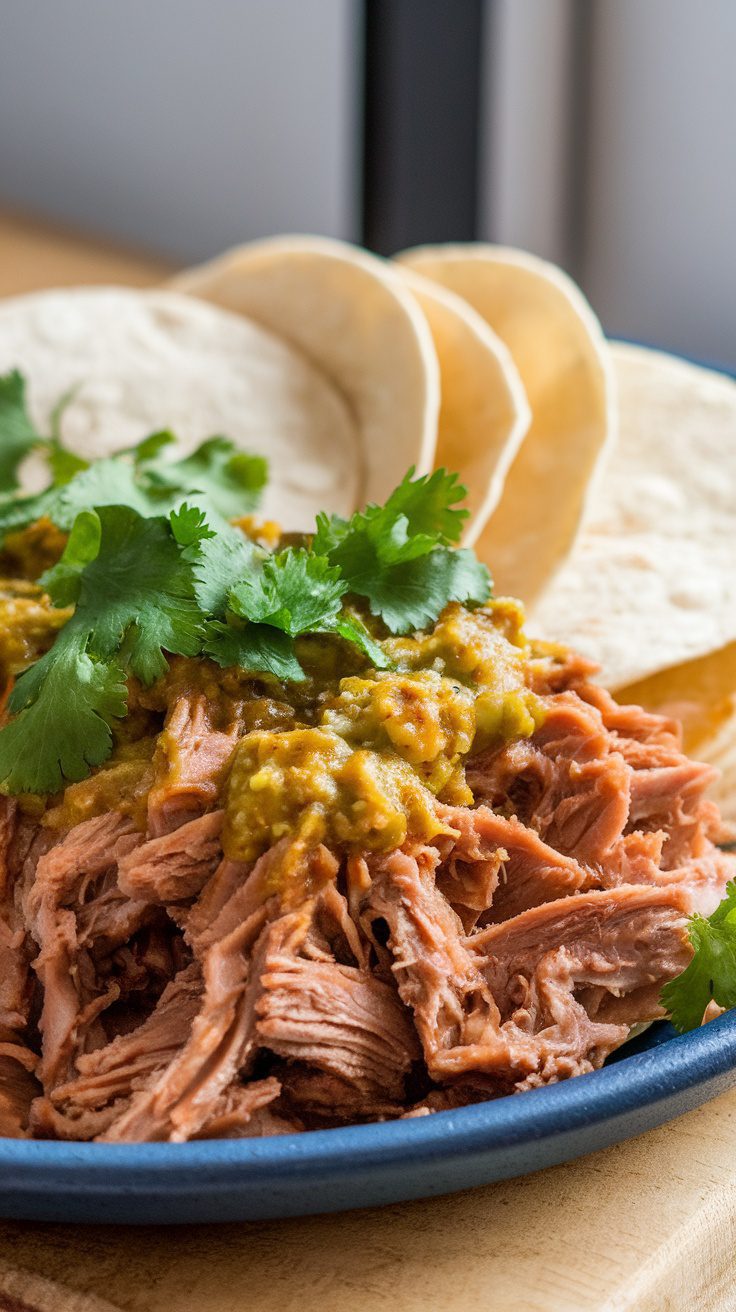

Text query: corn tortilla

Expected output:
[532,344,736,688]
[171,236,441,508]
[395,267,530,545]
[396,244,615,604]
[0,286,362,529]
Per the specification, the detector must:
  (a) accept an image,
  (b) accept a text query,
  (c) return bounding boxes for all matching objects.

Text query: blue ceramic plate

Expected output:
[2,1012,736,1224]
[2,345,734,1225]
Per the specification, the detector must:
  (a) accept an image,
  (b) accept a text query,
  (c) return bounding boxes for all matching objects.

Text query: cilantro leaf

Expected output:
[326,518,491,634]
[0,377,269,545]
[216,549,349,679]
[327,613,392,670]
[354,547,491,633]
[186,521,256,615]
[0,444,244,549]
[0,370,44,493]
[219,550,395,676]
[0,457,167,545]
[0,371,86,493]
[0,486,59,543]
[40,509,102,606]
[128,429,176,464]
[56,459,175,525]
[661,882,736,1032]
[205,620,305,682]
[143,436,268,520]
[378,468,469,543]
[313,469,468,558]
[0,624,128,795]
[229,548,347,636]
[76,506,204,684]
[314,468,489,633]
[211,549,389,681]
[169,502,216,550]
[313,511,350,556]
[47,445,89,487]
[0,504,208,794]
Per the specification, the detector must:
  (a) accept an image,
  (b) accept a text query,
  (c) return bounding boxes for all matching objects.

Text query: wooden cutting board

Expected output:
[1,212,734,1312]
[0,1086,735,1312]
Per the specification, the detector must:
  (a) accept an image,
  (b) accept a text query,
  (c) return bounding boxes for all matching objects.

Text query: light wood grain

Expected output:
[0,210,172,296]
[0,1257,122,1312]
[0,211,732,1312]
[0,1088,735,1312]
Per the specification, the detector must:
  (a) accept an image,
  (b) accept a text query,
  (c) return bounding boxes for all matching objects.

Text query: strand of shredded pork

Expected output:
[0,622,734,1141]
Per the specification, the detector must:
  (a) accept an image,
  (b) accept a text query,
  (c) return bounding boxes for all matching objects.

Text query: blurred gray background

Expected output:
[0,0,733,366]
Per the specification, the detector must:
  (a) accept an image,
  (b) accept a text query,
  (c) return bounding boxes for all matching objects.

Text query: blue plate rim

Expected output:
[3,1010,736,1181]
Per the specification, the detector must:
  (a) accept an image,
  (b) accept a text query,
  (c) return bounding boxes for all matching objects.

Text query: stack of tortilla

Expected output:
[0,235,733,818]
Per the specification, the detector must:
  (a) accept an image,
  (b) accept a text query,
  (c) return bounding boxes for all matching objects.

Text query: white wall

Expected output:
[583,0,736,368]
[0,0,360,262]
[481,0,736,368]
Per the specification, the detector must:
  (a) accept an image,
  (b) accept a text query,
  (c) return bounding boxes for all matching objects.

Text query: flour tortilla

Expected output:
[0,286,361,530]
[395,267,530,545]
[171,236,441,507]
[617,643,736,828]
[532,343,736,689]
[396,244,615,604]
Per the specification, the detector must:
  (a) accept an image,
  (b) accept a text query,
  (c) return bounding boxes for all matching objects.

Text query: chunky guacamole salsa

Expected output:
[223,600,545,862]
[0,534,543,864]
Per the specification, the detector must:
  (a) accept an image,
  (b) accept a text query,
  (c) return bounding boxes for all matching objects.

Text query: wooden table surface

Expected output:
[0,209,173,295]
[0,209,733,1312]
[1,1088,735,1312]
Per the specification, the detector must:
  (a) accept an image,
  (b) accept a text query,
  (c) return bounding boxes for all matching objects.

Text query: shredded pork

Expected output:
[0,647,733,1141]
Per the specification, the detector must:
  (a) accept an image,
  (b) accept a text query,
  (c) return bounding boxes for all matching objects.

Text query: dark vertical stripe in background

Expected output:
[362,0,485,255]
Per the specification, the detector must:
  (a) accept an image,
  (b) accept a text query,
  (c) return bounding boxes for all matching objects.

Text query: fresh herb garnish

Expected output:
[46,384,88,485]
[314,468,491,632]
[144,435,268,520]
[0,370,269,545]
[205,622,306,684]
[661,882,736,1032]
[0,440,267,546]
[0,370,47,493]
[0,375,493,795]
[229,548,347,635]
[0,505,205,794]
[207,548,354,682]
[0,625,128,795]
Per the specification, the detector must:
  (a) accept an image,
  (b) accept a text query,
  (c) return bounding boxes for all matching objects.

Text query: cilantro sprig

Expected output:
[203,547,391,682]
[0,369,268,545]
[0,626,128,795]
[206,548,346,682]
[0,505,205,794]
[144,435,268,520]
[314,469,490,632]
[661,882,736,1032]
[0,437,267,546]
